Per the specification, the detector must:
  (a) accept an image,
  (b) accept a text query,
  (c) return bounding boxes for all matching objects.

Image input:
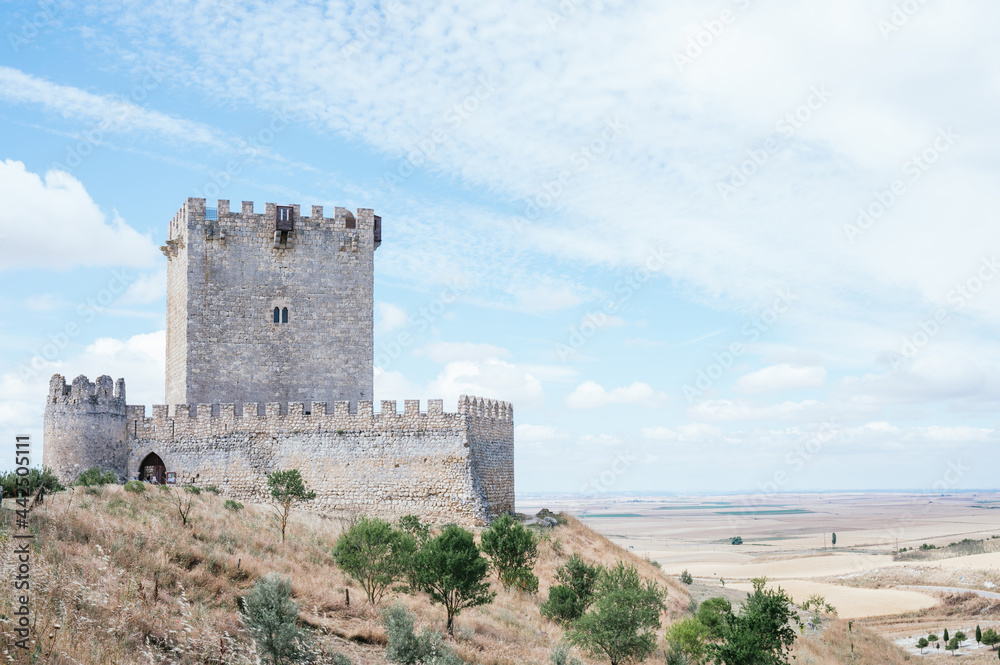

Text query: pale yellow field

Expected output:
[727,580,938,619]
[518,491,1000,622]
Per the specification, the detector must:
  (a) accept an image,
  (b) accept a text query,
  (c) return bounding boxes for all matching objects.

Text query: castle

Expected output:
[43,198,514,525]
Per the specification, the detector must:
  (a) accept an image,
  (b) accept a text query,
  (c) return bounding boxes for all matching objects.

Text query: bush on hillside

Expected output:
[124,480,146,493]
[679,569,693,585]
[0,466,64,499]
[238,573,314,665]
[225,499,244,511]
[480,514,539,592]
[379,603,464,665]
[75,466,117,487]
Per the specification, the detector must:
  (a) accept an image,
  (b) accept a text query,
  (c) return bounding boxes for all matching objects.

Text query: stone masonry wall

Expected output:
[44,374,129,485]
[126,394,513,525]
[164,198,376,407]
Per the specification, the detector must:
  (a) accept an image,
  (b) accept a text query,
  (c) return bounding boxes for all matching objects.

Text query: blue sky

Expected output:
[2,0,999,494]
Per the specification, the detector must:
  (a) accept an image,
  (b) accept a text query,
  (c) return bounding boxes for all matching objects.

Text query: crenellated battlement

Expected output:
[48,374,126,408]
[125,395,512,440]
[170,198,379,238]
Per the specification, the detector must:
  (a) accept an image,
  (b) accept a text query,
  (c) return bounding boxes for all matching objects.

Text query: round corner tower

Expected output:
[43,374,129,484]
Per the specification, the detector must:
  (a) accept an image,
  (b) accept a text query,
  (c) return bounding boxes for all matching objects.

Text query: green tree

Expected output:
[266,469,316,543]
[928,634,939,642]
[541,555,603,624]
[981,628,999,649]
[917,637,929,654]
[697,597,733,638]
[680,570,694,585]
[333,516,416,605]
[0,466,64,498]
[706,578,798,665]
[731,537,743,546]
[398,514,431,542]
[945,636,960,656]
[665,617,711,664]
[955,631,967,643]
[568,562,666,665]
[480,514,539,592]
[831,532,837,547]
[412,524,495,635]
[944,628,950,643]
[977,626,983,646]
[238,574,313,665]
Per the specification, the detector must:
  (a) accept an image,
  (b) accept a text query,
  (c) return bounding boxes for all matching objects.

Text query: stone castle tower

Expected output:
[163,198,381,406]
[43,198,513,524]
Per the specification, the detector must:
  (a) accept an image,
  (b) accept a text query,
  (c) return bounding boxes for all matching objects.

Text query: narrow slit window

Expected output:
[273,307,280,323]
[281,307,289,323]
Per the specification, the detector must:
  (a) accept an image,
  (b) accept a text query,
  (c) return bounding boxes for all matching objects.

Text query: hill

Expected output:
[0,486,691,663]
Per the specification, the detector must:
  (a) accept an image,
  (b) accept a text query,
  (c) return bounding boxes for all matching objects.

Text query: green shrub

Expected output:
[225,499,244,511]
[379,603,464,665]
[0,466,64,499]
[238,574,314,665]
[541,585,583,624]
[480,514,539,592]
[183,485,201,495]
[75,466,117,487]
[679,569,693,585]
[541,554,602,624]
[203,485,222,494]
[731,536,743,545]
[158,484,172,492]
[550,643,583,665]
[124,480,146,493]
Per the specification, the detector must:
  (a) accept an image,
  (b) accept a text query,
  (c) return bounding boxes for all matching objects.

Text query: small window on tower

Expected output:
[273,307,280,323]
[276,205,294,231]
[282,307,289,323]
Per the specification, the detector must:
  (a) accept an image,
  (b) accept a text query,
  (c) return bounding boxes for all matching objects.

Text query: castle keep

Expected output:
[44,198,514,525]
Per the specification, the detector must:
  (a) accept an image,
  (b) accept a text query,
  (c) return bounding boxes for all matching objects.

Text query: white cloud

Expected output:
[119,270,167,305]
[687,399,824,422]
[0,331,165,471]
[417,342,511,363]
[427,358,544,407]
[0,66,228,149]
[374,302,409,334]
[0,160,161,270]
[735,364,827,394]
[566,380,670,409]
[515,424,570,450]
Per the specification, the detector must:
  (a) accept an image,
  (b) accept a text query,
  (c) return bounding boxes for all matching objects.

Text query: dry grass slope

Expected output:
[0,487,691,664]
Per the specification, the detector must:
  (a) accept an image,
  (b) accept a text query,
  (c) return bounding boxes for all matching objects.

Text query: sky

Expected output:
[1,0,999,495]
